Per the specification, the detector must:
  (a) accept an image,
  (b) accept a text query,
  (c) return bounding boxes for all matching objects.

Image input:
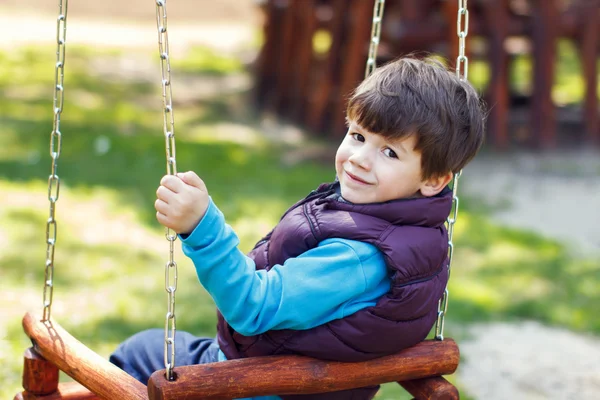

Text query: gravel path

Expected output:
[457,152,600,399]
[459,322,600,400]
[461,151,600,256]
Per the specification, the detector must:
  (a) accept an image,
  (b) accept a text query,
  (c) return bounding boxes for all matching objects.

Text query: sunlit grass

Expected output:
[1,44,598,400]
[172,46,244,75]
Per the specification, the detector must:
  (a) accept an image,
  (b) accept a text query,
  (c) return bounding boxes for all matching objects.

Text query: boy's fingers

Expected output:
[160,175,184,193]
[156,211,169,227]
[178,171,206,191]
[156,185,175,202]
[155,198,169,215]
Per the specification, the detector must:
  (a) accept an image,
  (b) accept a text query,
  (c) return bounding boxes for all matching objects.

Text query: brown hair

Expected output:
[346,56,486,180]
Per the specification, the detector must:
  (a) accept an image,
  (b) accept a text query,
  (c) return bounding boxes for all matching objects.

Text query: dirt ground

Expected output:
[4,2,600,399]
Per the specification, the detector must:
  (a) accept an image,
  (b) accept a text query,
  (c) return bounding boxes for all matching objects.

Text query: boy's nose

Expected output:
[349,147,372,170]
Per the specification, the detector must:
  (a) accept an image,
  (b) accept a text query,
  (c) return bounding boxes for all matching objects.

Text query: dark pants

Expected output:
[109,328,219,385]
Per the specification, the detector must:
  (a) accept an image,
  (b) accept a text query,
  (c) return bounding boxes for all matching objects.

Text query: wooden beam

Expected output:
[147,339,459,400]
[22,312,148,400]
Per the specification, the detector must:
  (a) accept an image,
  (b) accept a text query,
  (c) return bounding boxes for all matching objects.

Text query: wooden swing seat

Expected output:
[17,311,460,400]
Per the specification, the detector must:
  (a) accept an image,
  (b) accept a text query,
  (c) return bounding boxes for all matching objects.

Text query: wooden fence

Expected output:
[254,0,599,149]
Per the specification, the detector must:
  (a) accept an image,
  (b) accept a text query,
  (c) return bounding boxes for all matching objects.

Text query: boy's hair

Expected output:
[347,56,486,180]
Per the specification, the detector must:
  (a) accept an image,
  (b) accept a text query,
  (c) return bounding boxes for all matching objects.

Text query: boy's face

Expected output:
[335,121,426,204]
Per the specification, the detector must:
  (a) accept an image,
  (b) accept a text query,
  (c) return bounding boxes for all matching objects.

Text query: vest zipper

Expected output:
[303,203,318,239]
[396,263,446,288]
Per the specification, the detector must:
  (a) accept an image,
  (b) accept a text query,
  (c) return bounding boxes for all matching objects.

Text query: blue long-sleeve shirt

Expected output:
[181,199,391,399]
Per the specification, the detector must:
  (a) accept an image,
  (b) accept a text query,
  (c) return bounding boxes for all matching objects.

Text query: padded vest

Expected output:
[217,182,452,400]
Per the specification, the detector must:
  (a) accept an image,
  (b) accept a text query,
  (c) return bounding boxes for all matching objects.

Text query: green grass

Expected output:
[1,44,598,400]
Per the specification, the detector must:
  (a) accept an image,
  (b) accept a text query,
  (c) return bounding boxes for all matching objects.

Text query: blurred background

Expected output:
[1,0,599,399]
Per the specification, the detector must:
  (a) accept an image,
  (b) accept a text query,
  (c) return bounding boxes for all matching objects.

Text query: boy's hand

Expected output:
[155,171,209,235]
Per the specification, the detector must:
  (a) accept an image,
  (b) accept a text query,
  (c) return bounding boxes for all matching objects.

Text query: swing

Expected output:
[15,1,472,399]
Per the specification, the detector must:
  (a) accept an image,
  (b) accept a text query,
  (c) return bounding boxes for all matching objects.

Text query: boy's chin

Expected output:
[339,186,371,204]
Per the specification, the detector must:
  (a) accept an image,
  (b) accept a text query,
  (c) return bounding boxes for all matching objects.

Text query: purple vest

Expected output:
[217,182,452,400]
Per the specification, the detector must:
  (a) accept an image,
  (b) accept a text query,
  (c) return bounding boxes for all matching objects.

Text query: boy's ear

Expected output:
[419,171,453,197]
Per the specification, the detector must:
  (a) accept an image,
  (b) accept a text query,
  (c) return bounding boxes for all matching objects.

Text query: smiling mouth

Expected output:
[345,171,371,185]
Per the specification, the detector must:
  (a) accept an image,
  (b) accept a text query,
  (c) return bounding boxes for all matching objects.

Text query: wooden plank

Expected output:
[147,339,459,400]
[400,376,459,400]
[15,382,101,400]
[22,312,148,400]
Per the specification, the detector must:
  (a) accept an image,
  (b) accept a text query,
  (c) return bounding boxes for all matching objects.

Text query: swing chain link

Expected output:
[365,0,385,78]
[42,0,69,322]
[435,0,469,341]
[155,0,178,381]
[456,0,469,81]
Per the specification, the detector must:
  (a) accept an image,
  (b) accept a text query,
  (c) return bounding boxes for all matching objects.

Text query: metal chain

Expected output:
[42,0,69,322]
[365,0,385,78]
[455,0,470,82]
[434,0,470,341]
[155,0,178,381]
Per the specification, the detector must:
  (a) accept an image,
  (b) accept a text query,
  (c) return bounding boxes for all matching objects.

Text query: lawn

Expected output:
[1,44,598,399]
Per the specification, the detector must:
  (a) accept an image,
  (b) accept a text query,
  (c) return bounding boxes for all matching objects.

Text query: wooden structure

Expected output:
[16,311,460,399]
[254,0,599,149]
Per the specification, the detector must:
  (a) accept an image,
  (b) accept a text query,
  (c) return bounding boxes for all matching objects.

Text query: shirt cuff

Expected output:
[178,197,223,248]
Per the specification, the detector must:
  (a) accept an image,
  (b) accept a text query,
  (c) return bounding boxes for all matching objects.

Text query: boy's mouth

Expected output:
[345,171,371,185]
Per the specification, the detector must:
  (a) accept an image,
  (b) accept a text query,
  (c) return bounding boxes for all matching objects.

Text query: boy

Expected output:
[110,57,486,399]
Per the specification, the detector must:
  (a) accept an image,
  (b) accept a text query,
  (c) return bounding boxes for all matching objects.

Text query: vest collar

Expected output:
[317,181,452,227]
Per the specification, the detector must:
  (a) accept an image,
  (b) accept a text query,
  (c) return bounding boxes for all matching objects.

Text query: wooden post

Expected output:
[578,1,599,144]
[273,0,298,116]
[400,376,459,400]
[22,312,148,400]
[482,0,510,149]
[332,0,373,137]
[288,0,318,123]
[305,0,346,133]
[255,0,287,111]
[443,1,460,65]
[531,0,558,148]
[22,347,59,395]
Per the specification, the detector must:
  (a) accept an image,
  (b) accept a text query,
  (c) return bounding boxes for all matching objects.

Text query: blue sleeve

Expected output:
[181,199,389,336]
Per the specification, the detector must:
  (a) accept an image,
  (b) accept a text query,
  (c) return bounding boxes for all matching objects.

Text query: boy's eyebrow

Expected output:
[349,120,410,154]
[347,121,362,131]
[387,137,410,154]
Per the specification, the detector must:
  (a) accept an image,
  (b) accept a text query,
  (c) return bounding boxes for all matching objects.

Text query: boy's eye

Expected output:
[352,133,365,142]
[383,148,398,159]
